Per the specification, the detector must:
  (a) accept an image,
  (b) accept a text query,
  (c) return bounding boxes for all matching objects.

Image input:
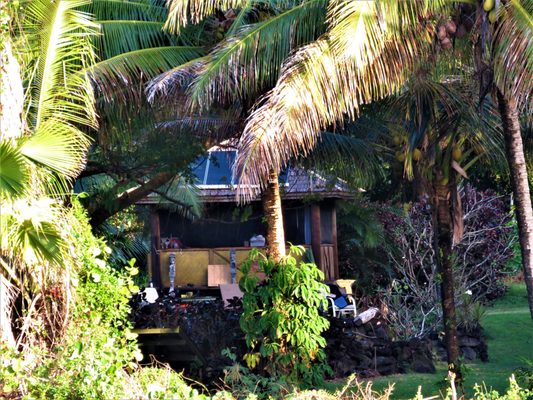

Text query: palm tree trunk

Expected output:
[0,274,16,348]
[262,169,286,262]
[497,91,533,321]
[433,171,461,380]
[0,38,24,140]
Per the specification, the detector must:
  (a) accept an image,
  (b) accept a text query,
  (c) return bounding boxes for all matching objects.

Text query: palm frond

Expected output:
[97,20,179,59]
[83,0,168,22]
[90,46,204,98]
[165,0,249,32]
[0,40,25,141]
[233,8,439,200]
[0,274,18,347]
[302,111,390,187]
[1,199,64,266]
[226,0,254,35]
[154,176,202,218]
[23,0,98,131]
[186,0,327,110]
[157,111,241,140]
[308,131,386,188]
[146,57,206,102]
[97,221,150,267]
[0,141,28,200]
[20,120,91,180]
[492,0,533,110]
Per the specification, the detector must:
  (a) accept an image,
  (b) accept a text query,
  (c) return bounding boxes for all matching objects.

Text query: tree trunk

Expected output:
[0,38,24,140]
[0,274,16,348]
[88,171,175,227]
[262,169,286,262]
[433,170,461,381]
[497,91,533,321]
[0,27,23,349]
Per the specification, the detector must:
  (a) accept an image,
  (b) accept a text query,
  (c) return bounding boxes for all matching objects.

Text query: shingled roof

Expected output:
[139,149,352,204]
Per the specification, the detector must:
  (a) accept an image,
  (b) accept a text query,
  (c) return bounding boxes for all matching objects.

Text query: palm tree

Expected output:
[73,0,216,227]
[158,0,492,378]
[151,0,401,260]
[0,0,96,347]
[473,0,533,320]
[385,73,504,378]
[165,0,530,371]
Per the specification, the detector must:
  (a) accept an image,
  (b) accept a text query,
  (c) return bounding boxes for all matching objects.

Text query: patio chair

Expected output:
[324,282,357,318]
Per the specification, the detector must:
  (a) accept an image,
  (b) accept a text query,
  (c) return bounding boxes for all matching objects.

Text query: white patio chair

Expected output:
[324,292,357,318]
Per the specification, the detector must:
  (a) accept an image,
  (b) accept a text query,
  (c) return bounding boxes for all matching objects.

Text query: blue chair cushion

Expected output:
[334,296,348,309]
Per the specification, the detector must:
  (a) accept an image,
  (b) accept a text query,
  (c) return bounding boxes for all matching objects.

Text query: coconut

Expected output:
[412,148,422,161]
[445,20,457,35]
[441,37,452,50]
[452,147,462,162]
[396,152,406,162]
[483,0,495,12]
[437,25,447,40]
[392,135,402,146]
[488,9,498,23]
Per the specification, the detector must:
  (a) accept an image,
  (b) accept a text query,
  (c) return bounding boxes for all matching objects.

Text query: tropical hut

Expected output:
[139,147,352,288]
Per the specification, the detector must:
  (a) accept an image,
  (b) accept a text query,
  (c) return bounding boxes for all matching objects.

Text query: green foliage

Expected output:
[26,200,141,399]
[0,199,142,399]
[239,246,332,387]
[129,366,211,400]
[503,218,523,276]
[472,376,533,400]
[457,292,487,333]
[515,359,533,391]
[221,349,289,399]
[336,199,390,293]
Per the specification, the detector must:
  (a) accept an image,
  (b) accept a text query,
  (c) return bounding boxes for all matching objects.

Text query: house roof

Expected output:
[138,149,353,204]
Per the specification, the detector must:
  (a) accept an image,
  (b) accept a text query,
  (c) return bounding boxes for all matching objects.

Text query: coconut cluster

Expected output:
[436,20,457,50]
[483,0,498,23]
[435,5,477,51]
[392,134,423,163]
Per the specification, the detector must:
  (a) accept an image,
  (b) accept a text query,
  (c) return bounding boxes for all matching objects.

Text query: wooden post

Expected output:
[331,201,339,279]
[150,209,162,287]
[311,203,322,272]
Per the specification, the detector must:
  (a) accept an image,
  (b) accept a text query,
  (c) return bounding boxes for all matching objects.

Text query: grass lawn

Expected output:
[365,283,533,399]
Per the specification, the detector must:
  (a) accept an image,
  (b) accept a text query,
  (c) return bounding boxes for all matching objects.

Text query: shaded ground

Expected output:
[331,283,533,399]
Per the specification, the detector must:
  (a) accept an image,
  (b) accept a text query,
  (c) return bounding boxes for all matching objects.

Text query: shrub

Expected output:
[472,376,533,400]
[239,247,332,387]
[378,186,515,339]
[23,200,142,399]
[0,199,141,399]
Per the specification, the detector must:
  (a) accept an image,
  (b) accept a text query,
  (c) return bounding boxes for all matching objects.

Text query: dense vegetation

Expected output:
[0,0,531,399]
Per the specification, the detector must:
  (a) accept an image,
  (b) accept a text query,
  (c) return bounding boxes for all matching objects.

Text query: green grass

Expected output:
[366,283,533,399]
